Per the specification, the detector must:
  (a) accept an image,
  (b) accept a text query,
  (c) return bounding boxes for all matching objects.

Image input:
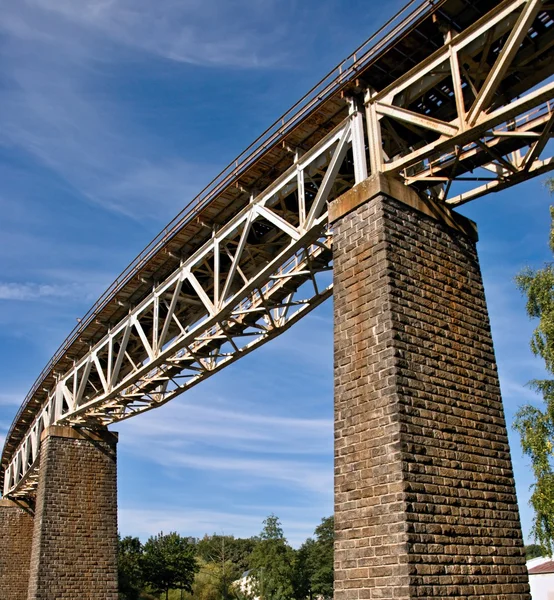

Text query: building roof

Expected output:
[529,560,554,575]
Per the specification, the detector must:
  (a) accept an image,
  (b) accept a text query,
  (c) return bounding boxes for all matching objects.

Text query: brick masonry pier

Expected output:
[331,176,530,600]
[0,498,34,600]
[27,425,118,600]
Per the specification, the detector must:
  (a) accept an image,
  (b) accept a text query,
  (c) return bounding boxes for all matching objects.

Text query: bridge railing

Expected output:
[6,0,441,444]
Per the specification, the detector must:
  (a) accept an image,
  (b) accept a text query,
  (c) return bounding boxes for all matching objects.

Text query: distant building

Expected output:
[234,570,258,600]
[528,557,554,599]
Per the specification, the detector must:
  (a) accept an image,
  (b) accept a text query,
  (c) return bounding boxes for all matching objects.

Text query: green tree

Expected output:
[118,535,144,600]
[142,532,199,600]
[187,558,229,600]
[293,537,315,600]
[294,517,334,600]
[309,517,334,599]
[196,534,258,583]
[514,205,554,554]
[194,536,252,600]
[525,543,545,559]
[249,515,295,600]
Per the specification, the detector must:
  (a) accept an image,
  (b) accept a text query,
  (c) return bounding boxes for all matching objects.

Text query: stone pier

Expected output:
[331,176,530,600]
[0,498,34,600]
[27,425,118,600]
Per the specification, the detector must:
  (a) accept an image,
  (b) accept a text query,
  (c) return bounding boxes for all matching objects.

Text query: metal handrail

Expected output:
[4,0,440,452]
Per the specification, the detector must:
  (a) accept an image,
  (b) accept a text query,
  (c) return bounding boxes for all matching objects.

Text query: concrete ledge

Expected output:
[0,498,24,508]
[328,172,478,241]
[0,497,34,515]
[40,425,118,445]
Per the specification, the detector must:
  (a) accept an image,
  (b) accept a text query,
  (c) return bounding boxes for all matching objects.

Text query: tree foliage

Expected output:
[142,532,199,600]
[525,543,545,559]
[118,536,144,600]
[196,534,258,579]
[249,515,296,600]
[116,515,333,600]
[309,517,334,599]
[194,535,259,600]
[187,558,230,600]
[514,205,554,554]
[293,538,315,600]
[294,517,334,600]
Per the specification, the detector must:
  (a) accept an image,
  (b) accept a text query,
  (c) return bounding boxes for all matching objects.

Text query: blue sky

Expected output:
[0,0,552,548]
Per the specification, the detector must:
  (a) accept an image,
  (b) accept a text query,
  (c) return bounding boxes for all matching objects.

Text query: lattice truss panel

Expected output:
[5,0,554,498]
[365,0,554,205]
[4,110,367,497]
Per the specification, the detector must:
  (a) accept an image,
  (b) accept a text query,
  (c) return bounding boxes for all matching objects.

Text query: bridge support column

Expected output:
[330,174,530,600]
[27,425,118,600]
[0,498,34,599]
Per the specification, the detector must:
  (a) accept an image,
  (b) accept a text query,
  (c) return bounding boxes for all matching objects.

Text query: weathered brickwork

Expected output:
[27,426,118,600]
[0,498,34,600]
[333,193,530,600]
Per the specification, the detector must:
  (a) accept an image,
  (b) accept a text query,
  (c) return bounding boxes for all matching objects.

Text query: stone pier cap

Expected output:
[329,172,478,241]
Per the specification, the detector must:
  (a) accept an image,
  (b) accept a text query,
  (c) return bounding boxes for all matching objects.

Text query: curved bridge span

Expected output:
[3,0,554,503]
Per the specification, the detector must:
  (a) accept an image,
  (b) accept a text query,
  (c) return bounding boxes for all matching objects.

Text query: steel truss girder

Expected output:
[5,0,554,499]
[4,110,368,498]
[364,0,554,204]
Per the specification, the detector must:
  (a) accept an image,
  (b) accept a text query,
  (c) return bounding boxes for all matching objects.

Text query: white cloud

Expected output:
[0,282,96,302]
[0,418,10,451]
[25,0,288,68]
[0,2,220,222]
[119,507,265,540]
[0,394,25,407]
[0,71,209,221]
[499,375,545,409]
[120,401,332,453]
[118,506,326,547]
[118,397,333,495]
[155,451,332,495]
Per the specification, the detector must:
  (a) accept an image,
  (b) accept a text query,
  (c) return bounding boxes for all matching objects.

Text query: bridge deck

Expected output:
[3,0,554,497]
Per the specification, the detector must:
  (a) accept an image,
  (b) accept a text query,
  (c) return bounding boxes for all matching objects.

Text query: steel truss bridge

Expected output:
[3,0,554,498]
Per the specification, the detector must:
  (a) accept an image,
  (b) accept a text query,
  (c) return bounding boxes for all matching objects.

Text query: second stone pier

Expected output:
[27,425,118,600]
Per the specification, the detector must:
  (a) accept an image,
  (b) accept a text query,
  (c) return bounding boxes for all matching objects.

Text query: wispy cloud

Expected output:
[0,282,96,302]
[155,451,332,495]
[118,397,333,495]
[0,394,25,407]
[119,506,323,547]
[0,2,221,222]
[0,68,210,221]
[120,401,332,454]
[24,0,289,68]
[0,418,11,451]
[499,375,545,408]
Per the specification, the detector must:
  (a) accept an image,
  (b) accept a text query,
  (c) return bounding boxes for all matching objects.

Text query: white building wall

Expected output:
[528,557,554,600]
[530,573,554,600]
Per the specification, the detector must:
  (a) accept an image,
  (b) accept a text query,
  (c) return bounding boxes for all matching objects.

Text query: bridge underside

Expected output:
[4,0,554,500]
[0,0,551,597]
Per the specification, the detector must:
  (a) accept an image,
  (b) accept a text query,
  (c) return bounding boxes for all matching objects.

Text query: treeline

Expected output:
[119,515,333,600]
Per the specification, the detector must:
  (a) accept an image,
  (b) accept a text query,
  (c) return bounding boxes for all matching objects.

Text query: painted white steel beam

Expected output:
[4,115,360,498]
[363,0,554,201]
